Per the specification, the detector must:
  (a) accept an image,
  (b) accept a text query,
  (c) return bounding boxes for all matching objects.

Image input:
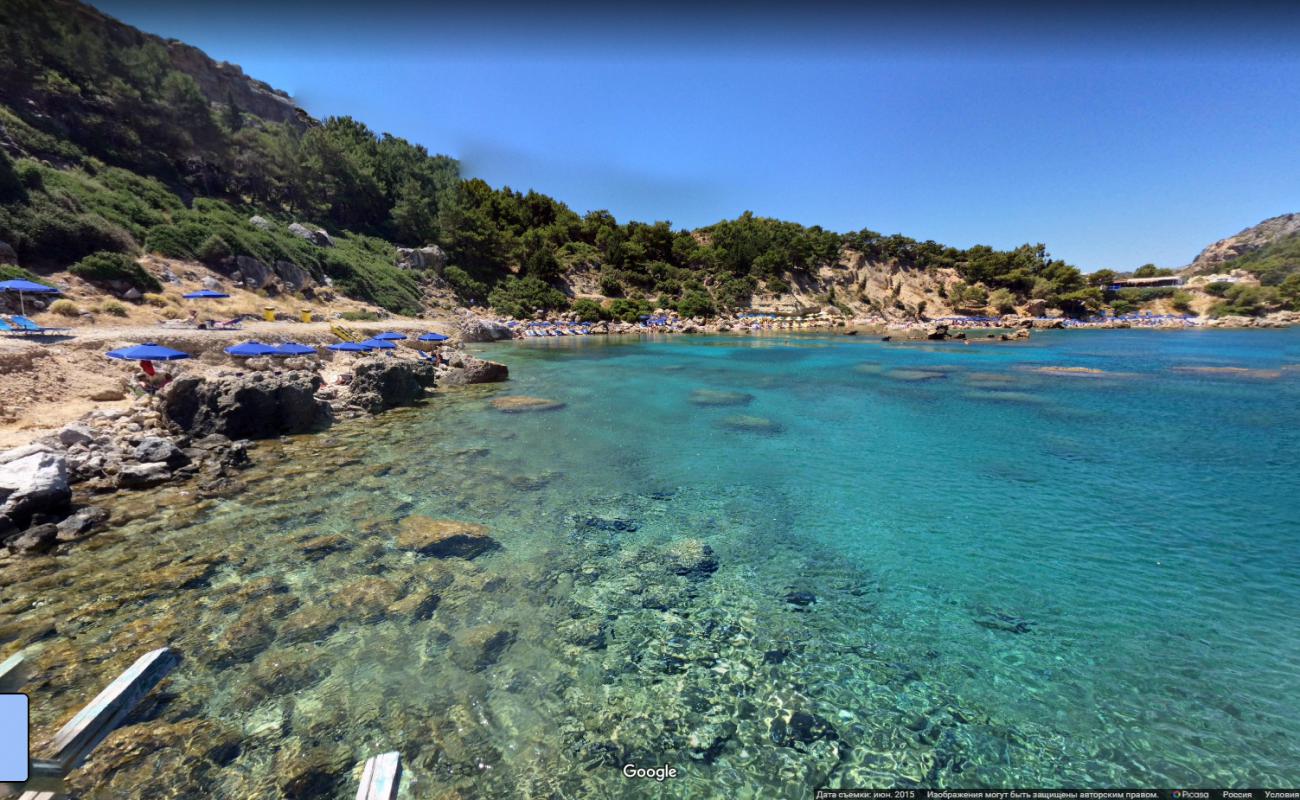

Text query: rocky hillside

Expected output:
[1190,214,1300,277]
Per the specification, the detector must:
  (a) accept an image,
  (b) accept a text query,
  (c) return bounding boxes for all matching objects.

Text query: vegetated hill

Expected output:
[2,0,1114,321]
[1184,213,1300,284]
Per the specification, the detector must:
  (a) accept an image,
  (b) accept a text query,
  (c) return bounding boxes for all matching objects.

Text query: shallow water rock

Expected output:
[6,523,58,555]
[214,602,289,665]
[397,516,498,558]
[275,743,353,800]
[689,388,754,407]
[63,719,241,797]
[784,590,817,608]
[134,436,188,467]
[387,584,441,620]
[438,353,510,386]
[233,645,329,710]
[329,577,404,623]
[451,624,516,670]
[115,461,173,489]
[884,369,947,382]
[299,533,351,560]
[278,604,341,644]
[719,414,783,434]
[770,710,839,748]
[54,505,109,541]
[973,610,1033,634]
[557,615,608,649]
[490,395,566,413]
[580,515,638,533]
[163,371,328,439]
[663,538,719,579]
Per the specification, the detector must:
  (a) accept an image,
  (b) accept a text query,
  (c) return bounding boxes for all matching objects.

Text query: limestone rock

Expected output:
[58,423,96,447]
[162,371,328,439]
[0,445,70,530]
[458,317,514,342]
[287,222,333,247]
[249,214,272,230]
[328,577,403,622]
[55,506,110,541]
[395,245,447,270]
[437,354,509,386]
[115,462,173,489]
[6,523,58,555]
[134,436,188,467]
[397,517,498,559]
[348,356,437,413]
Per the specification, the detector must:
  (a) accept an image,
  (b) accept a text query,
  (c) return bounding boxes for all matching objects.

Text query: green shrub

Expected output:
[443,265,488,301]
[676,290,715,318]
[142,292,170,307]
[100,300,128,317]
[1171,290,1194,313]
[608,297,652,323]
[1211,284,1280,317]
[340,310,382,321]
[48,298,80,316]
[196,234,231,264]
[69,251,162,292]
[488,276,569,318]
[570,298,609,322]
[598,273,623,297]
[0,264,37,282]
[765,277,791,295]
[1204,281,1233,297]
[988,288,1017,313]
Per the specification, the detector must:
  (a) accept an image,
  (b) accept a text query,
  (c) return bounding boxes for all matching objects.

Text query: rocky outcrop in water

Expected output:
[459,316,514,342]
[436,353,509,386]
[163,371,329,439]
[347,357,437,413]
[0,444,70,537]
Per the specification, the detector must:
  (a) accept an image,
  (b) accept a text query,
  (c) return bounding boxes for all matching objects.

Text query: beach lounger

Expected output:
[10,315,69,335]
[0,318,25,335]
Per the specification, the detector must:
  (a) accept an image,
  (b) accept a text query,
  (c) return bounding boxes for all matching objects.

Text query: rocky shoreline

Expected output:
[0,350,508,558]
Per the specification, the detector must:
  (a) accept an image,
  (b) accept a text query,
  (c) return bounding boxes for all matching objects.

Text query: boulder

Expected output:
[123,287,143,301]
[0,241,17,265]
[272,260,314,292]
[348,357,437,413]
[437,354,509,386]
[6,523,58,555]
[134,436,188,467]
[219,255,273,289]
[287,223,333,247]
[116,462,173,489]
[56,506,110,541]
[89,388,126,402]
[58,423,96,448]
[450,624,515,671]
[249,215,272,231]
[458,317,514,342]
[396,517,498,558]
[1024,299,1048,316]
[162,371,329,439]
[395,245,447,271]
[662,538,719,579]
[0,445,70,530]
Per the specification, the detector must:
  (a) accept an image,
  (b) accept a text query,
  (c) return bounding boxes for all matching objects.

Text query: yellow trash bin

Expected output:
[300,309,313,323]
[263,306,276,322]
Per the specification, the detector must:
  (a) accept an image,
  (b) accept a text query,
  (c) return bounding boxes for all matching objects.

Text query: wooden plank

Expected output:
[355,752,401,800]
[0,651,30,693]
[45,648,179,773]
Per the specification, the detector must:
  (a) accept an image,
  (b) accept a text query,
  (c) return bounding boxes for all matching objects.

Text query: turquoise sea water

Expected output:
[5,329,1300,797]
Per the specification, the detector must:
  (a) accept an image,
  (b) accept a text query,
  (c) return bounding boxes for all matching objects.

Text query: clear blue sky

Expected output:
[98,1,1300,271]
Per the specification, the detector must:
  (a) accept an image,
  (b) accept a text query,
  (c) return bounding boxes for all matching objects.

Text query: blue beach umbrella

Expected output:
[182,289,230,299]
[224,341,281,357]
[0,278,61,316]
[327,341,374,352]
[106,343,191,361]
[418,332,449,342]
[360,337,396,350]
[273,342,317,356]
[373,331,407,340]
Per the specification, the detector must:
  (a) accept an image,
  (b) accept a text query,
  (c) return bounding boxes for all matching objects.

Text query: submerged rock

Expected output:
[689,389,754,406]
[884,369,947,382]
[278,604,341,644]
[973,610,1034,634]
[719,415,783,434]
[329,577,403,623]
[438,353,509,386]
[490,396,566,413]
[769,710,839,748]
[663,538,719,579]
[784,590,816,608]
[397,516,499,558]
[451,624,516,670]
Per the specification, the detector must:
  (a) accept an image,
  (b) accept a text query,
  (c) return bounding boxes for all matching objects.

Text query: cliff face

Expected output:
[1185,213,1300,274]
